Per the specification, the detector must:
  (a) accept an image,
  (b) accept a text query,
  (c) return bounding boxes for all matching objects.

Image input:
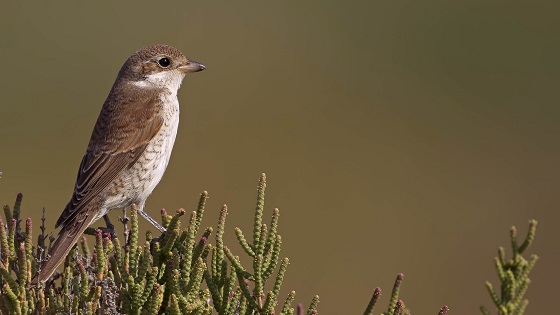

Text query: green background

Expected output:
[1,1,559,313]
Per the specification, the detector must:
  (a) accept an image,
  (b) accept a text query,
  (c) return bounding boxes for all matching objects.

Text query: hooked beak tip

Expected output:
[180,61,205,73]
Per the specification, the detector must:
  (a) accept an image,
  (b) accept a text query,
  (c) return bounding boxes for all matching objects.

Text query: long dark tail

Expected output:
[30,201,100,286]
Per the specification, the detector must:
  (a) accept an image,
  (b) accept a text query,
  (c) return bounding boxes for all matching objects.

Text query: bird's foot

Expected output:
[150,233,166,245]
[84,226,116,238]
[96,226,117,239]
[83,227,98,236]
[97,215,118,239]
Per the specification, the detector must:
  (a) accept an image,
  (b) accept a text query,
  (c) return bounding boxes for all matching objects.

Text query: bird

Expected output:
[31,44,205,285]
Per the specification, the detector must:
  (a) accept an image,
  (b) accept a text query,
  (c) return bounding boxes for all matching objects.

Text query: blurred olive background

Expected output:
[1,1,559,313]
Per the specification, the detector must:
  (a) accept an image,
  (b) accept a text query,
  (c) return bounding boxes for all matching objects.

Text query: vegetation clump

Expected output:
[0,174,538,314]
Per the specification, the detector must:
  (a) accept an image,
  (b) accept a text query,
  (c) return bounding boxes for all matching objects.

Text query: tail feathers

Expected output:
[30,205,99,286]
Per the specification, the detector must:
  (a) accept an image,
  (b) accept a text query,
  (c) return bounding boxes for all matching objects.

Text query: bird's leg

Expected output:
[103,215,116,233]
[96,215,117,239]
[103,215,115,231]
[137,205,167,233]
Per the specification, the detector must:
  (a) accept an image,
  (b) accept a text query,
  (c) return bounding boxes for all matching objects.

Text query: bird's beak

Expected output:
[179,61,206,73]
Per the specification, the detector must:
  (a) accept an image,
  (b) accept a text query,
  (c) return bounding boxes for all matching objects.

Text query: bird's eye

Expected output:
[158,58,171,68]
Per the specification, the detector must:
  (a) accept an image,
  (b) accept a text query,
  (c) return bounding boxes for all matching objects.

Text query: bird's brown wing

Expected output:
[55,87,164,229]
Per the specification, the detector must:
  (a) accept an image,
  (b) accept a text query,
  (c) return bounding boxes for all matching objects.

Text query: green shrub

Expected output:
[0,174,537,314]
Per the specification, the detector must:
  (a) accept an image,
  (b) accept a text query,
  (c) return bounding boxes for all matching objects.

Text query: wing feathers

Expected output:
[55,87,164,229]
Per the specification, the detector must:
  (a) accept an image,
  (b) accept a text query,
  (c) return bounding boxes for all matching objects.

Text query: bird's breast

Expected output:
[104,95,180,210]
[135,96,180,199]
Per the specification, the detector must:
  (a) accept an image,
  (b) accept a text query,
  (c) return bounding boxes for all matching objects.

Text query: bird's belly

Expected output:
[103,106,179,210]
[135,116,179,202]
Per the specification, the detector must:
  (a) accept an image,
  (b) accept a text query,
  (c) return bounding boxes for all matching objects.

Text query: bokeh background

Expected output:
[1,1,559,313]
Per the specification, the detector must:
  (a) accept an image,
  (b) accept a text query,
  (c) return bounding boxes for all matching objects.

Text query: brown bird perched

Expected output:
[31,44,205,285]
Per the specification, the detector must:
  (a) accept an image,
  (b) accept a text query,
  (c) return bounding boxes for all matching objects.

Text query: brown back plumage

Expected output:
[55,86,164,230]
[32,89,164,284]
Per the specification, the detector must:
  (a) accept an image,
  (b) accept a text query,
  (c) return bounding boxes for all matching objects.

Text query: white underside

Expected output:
[139,97,179,203]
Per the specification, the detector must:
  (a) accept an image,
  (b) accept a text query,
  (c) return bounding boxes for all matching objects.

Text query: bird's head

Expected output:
[117,44,205,91]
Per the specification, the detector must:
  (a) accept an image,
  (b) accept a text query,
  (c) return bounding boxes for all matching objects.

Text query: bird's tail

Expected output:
[30,202,100,286]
